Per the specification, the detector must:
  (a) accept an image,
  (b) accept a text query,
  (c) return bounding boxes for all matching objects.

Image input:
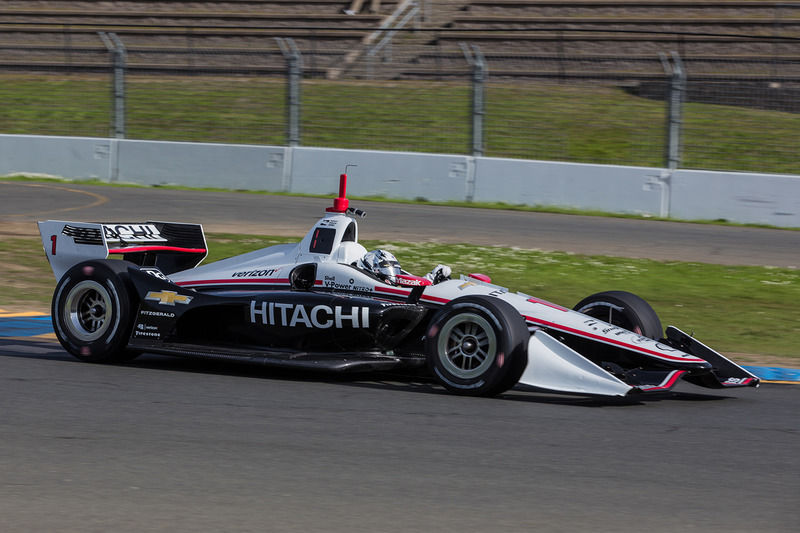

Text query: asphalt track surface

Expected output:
[1,180,799,267]
[0,341,797,533]
[1,181,798,532]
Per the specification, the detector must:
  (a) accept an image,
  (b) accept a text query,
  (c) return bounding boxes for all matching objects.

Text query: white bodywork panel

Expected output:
[39,220,113,280]
[519,331,633,396]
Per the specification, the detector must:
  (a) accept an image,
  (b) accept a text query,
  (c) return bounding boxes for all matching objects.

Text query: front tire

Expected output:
[573,290,663,340]
[425,295,529,397]
[52,260,141,363]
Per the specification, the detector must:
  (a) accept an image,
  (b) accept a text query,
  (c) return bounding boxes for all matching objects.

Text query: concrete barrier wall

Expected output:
[471,157,664,216]
[1,134,798,228]
[0,135,112,180]
[117,140,288,191]
[289,147,471,202]
[671,169,800,226]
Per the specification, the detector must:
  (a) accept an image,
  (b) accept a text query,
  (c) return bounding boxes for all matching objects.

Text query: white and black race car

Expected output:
[38,172,759,397]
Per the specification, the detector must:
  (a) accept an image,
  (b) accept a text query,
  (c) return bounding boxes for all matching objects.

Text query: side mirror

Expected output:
[290,263,317,291]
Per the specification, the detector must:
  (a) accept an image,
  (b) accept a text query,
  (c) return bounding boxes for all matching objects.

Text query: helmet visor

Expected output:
[378,260,401,278]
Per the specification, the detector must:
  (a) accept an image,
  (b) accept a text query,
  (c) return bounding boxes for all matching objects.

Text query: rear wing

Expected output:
[38,220,208,280]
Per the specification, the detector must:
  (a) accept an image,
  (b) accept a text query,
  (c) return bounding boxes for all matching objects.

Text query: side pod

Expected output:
[518,331,633,396]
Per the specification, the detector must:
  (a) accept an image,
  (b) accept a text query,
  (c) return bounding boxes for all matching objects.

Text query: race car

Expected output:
[38,171,759,397]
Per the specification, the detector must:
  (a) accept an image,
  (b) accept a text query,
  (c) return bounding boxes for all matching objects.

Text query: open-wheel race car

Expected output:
[38,171,759,397]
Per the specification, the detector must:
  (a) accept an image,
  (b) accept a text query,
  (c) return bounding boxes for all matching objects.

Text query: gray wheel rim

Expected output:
[63,280,112,342]
[437,312,497,379]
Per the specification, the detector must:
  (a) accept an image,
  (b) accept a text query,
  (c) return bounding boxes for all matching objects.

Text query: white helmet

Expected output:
[360,249,402,284]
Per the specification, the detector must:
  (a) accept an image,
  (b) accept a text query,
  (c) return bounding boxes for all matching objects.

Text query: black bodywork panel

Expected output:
[126,267,429,370]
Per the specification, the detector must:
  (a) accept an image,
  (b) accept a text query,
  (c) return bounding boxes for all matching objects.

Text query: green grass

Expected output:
[0,237,58,312]
[486,84,668,166]
[3,233,798,361]
[1,73,799,173]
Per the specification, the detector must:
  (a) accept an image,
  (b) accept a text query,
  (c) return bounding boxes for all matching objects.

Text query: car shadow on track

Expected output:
[126,359,747,408]
[1,339,736,407]
[0,337,74,361]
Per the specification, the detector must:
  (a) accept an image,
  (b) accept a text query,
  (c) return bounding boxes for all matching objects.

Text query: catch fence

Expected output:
[1,28,799,175]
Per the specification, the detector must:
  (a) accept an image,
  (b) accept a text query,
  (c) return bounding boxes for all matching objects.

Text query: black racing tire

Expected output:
[425,295,529,397]
[573,290,663,340]
[52,259,141,363]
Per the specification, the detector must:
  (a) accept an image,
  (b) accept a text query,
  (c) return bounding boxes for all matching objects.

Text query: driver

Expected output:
[359,249,452,285]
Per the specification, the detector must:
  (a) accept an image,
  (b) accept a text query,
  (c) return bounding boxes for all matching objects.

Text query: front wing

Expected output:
[518,329,759,396]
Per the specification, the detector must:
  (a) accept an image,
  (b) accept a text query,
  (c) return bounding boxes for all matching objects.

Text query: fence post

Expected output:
[99,32,126,139]
[656,51,686,218]
[461,43,487,158]
[460,44,487,203]
[277,38,303,147]
[664,51,685,171]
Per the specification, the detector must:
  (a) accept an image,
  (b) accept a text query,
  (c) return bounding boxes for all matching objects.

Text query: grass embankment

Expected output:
[3,233,797,363]
[1,74,799,173]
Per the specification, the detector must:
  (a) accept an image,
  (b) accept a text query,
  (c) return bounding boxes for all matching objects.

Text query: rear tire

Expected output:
[573,290,663,340]
[425,296,529,397]
[52,260,141,363]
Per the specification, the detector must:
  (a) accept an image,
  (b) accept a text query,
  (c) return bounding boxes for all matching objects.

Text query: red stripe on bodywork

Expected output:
[375,286,450,305]
[109,246,206,254]
[638,370,687,391]
[527,296,569,312]
[721,377,756,387]
[420,294,450,304]
[374,286,410,296]
[176,278,291,287]
[523,315,707,363]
